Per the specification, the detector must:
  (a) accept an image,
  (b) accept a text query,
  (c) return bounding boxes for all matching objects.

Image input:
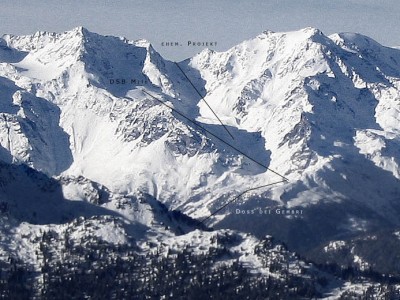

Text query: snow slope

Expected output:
[1,27,400,256]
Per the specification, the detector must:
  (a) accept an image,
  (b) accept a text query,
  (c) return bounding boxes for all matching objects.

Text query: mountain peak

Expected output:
[330,31,383,52]
[1,28,400,295]
[1,28,164,87]
[71,26,90,35]
[300,26,323,35]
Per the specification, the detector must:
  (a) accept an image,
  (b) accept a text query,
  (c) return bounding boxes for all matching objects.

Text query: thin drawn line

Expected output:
[142,89,289,182]
[174,61,235,140]
[200,180,287,224]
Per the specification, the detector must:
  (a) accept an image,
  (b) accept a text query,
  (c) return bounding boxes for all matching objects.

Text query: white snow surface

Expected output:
[0,26,400,226]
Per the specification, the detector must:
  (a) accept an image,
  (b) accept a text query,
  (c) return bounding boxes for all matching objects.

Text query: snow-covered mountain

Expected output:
[1,27,400,295]
[186,27,400,252]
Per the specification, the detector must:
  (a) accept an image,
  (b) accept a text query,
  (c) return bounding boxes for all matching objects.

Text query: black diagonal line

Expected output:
[142,90,289,182]
[200,180,287,224]
[174,61,235,140]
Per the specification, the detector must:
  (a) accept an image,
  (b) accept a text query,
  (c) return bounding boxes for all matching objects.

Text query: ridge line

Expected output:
[141,89,289,182]
[174,61,235,140]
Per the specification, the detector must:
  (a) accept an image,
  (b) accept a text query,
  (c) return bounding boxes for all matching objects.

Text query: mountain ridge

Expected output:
[1,27,400,284]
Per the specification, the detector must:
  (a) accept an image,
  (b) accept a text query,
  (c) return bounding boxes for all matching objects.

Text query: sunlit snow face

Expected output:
[1,0,400,61]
